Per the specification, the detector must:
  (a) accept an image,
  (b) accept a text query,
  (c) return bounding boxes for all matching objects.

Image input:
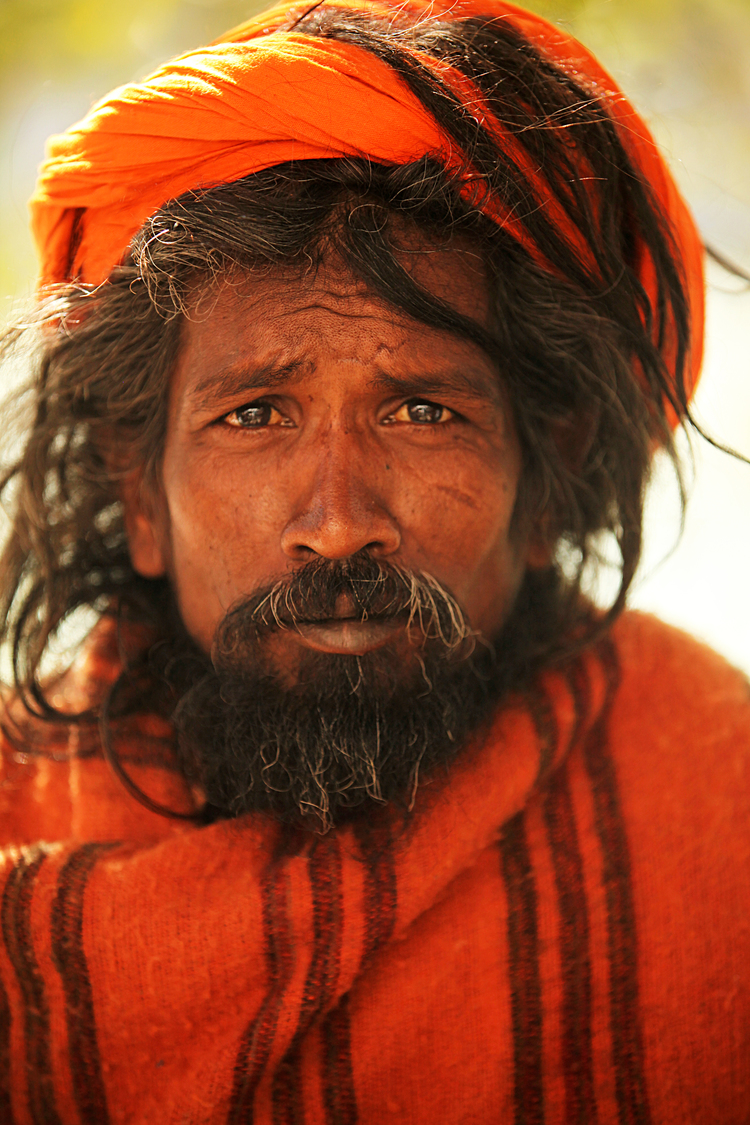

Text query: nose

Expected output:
[280,435,401,562]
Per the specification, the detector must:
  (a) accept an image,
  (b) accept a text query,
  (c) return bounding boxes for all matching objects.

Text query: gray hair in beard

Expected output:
[162,554,504,833]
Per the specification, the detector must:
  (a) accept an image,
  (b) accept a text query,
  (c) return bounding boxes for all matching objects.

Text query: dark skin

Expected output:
[124,244,540,673]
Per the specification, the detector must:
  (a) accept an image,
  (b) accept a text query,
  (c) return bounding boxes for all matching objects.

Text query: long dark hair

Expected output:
[0,7,691,729]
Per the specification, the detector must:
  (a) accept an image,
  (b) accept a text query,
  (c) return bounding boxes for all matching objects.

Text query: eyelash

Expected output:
[222,401,289,429]
[220,397,458,429]
[386,399,456,425]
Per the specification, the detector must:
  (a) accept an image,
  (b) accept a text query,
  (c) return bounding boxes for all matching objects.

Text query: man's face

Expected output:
[126,242,532,667]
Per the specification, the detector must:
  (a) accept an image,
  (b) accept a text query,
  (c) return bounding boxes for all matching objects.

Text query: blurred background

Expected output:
[1,0,749,668]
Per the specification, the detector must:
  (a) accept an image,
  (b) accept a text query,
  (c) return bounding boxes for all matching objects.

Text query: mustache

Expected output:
[160,554,491,833]
[215,554,477,657]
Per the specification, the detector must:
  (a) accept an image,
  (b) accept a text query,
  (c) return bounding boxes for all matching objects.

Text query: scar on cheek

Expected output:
[434,483,481,509]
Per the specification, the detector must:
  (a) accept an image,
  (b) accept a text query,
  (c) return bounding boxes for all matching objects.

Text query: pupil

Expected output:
[409,401,442,424]
[236,403,271,427]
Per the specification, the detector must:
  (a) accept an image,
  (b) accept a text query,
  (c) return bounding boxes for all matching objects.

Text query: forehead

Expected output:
[174,240,497,406]
[193,234,490,321]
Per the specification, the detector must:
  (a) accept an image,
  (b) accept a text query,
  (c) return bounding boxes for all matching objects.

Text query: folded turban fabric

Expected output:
[29,0,705,408]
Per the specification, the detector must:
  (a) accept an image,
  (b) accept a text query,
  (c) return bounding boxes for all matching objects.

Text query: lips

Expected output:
[258,592,409,655]
[292,616,405,655]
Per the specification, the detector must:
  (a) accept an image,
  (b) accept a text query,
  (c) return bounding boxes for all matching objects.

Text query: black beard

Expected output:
[139,556,554,832]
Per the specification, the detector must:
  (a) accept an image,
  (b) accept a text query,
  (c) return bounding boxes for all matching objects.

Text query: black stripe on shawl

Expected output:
[318,817,398,1124]
[0,848,62,1125]
[577,638,652,1125]
[0,945,16,1123]
[50,842,118,1125]
[271,838,344,1125]
[543,761,598,1124]
[354,817,397,960]
[499,811,544,1125]
[321,996,358,1125]
[228,846,296,1125]
[529,685,559,783]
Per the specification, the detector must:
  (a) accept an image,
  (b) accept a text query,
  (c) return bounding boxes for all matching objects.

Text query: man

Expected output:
[0,0,746,1120]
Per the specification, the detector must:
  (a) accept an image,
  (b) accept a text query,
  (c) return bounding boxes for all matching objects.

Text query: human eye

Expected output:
[388,398,456,425]
[222,400,290,428]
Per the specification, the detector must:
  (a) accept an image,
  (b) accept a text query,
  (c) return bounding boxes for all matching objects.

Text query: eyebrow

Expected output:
[187,358,501,412]
[368,367,501,403]
[188,359,310,411]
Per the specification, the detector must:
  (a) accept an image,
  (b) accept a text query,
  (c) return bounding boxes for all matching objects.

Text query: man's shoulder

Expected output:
[612,608,749,726]
[605,609,750,805]
[0,622,191,847]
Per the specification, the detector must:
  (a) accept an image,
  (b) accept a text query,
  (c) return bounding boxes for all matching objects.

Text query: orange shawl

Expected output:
[29,0,705,410]
[0,611,749,1122]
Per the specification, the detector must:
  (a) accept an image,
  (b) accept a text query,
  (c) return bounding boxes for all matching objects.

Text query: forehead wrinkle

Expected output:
[271,298,411,335]
[187,358,311,410]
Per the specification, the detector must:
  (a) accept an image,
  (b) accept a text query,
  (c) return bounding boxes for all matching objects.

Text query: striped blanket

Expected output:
[0,611,747,1122]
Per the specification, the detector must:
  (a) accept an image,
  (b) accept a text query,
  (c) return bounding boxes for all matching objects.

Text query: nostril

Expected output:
[281,511,401,562]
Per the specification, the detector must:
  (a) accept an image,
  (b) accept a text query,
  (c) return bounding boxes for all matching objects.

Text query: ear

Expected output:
[549,408,598,474]
[522,407,599,570]
[97,425,169,579]
[524,531,555,570]
[121,470,169,579]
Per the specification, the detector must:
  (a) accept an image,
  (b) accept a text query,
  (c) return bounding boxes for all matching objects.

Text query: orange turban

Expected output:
[29,0,704,403]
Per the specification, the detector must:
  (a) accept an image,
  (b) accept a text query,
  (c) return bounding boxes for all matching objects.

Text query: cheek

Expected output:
[387,442,525,627]
[157,445,292,646]
[157,424,526,648]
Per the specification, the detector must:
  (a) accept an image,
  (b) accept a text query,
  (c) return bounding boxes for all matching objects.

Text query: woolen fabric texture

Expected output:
[0,611,748,1122]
